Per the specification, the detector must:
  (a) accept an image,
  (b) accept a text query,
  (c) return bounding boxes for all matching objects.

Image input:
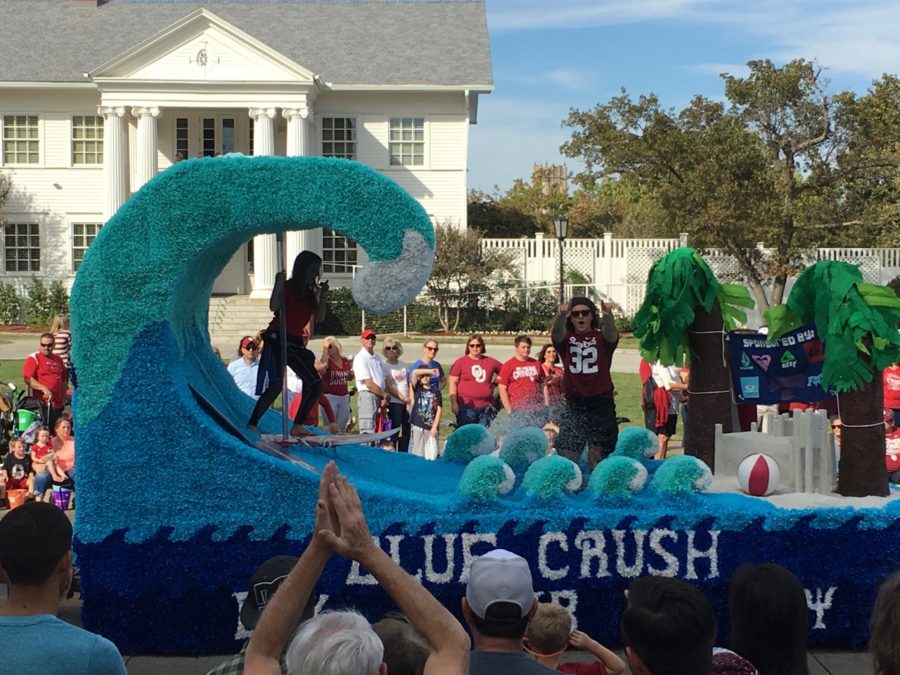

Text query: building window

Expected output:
[321,228,357,274]
[321,117,356,159]
[202,118,216,157]
[389,117,424,166]
[4,223,40,272]
[72,115,103,165]
[72,223,102,271]
[175,117,189,159]
[3,115,39,164]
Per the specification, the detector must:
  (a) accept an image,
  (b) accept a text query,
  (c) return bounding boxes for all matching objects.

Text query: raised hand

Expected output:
[568,630,596,650]
[313,461,341,546]
[319,475,377,563]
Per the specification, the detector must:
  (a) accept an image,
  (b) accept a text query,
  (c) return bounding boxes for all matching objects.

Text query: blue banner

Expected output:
[727,324,831,404]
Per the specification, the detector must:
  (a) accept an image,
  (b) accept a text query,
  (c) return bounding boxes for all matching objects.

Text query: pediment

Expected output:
[90,9,313,83]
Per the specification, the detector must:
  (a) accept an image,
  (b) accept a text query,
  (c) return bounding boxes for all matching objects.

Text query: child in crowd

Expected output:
[524,602,625,675]
[409,369,442,460]
[1,438,35,506]
[30,425,65,501]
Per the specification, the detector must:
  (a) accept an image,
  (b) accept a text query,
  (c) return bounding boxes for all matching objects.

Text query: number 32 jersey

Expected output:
[559,330,617,398]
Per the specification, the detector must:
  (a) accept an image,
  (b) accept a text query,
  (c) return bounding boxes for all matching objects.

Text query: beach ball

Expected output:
[737,453,781,496]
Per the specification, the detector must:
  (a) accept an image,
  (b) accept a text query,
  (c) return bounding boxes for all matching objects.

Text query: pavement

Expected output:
[0,333,875,672]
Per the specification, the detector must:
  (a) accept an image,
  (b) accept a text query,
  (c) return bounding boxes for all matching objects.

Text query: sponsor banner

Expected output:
[727,324,830,404]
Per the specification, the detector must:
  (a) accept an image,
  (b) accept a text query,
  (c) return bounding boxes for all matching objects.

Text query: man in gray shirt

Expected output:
[462,548,556,674]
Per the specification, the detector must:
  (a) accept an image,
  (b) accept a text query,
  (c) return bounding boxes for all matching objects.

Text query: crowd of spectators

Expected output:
[1,328,76,508]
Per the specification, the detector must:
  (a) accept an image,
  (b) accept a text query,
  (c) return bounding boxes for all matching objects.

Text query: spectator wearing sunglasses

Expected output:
[408,340,446,401]
[551,296,619,469]
[23,333,68,429]
[449,335,501,428]
[382,338,411,452]
[228,336,260,399]
[353,329,389,435]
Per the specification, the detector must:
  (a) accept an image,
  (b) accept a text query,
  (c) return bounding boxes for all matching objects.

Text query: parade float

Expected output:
[70,156,900,654]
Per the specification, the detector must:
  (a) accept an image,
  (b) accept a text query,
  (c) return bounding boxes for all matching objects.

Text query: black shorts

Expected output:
[656,413,677,438]
[555,395,618,463]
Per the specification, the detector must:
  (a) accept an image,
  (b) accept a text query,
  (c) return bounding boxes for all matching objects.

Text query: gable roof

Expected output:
[0,0,493,88]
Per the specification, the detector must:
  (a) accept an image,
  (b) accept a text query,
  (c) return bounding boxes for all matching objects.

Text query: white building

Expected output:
[0,0,492,298]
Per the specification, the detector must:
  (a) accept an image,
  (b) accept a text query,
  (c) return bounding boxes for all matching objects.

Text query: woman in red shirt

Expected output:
[537,344,564,409]
[248,251,328,437]
[319,336,354,432]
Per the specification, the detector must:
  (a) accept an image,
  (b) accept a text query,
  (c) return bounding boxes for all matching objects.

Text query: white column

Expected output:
[249,108,277,299]
[131,107,160,191]
[282,107,315,262]
[98,106,128,220]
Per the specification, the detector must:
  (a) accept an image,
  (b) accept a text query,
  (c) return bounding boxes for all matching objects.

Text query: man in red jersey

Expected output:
[23,333,68,429]
[551,297,618,468]
[498,335,546,428]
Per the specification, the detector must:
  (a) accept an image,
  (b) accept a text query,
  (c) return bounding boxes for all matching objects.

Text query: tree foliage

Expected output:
[425,223,516,332]
[562,59,900,312]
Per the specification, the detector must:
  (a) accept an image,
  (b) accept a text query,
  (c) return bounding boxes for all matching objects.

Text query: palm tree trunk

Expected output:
[683,303,734,470]
[837,383,889,497]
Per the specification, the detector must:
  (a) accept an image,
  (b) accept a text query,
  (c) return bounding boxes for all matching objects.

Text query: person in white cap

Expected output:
[462,549,556,674]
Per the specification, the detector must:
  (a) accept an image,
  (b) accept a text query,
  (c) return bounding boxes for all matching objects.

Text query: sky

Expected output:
[468,0,900,193]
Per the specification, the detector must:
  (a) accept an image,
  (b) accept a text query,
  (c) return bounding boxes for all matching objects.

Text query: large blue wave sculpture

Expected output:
[69,155,899,655]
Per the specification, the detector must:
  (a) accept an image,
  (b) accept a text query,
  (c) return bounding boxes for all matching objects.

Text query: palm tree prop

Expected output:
[765,261,900,497]
[634,247,754,469]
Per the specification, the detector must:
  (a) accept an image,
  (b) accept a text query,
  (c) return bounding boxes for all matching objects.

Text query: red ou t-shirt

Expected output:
[558,330,616,399]
[450,355,502,408]
[322,358,353,396]
[497,357,544,411]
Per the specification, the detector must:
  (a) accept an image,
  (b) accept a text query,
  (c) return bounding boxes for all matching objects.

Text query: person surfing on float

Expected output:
[248,251,328,437]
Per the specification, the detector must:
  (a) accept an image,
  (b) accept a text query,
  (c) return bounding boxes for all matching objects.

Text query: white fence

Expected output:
[482,233,900,320]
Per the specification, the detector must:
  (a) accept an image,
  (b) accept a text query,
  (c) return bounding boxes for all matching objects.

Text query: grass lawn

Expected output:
[0,361,27,394]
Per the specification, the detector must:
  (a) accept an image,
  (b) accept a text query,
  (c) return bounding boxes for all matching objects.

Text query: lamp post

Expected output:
[554,214,569,304]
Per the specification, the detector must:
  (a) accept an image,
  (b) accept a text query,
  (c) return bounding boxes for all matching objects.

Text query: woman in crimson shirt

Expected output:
[537,344,564,409]
[448,334,502,428]
[319,336,354,432]
[248,251,328,437]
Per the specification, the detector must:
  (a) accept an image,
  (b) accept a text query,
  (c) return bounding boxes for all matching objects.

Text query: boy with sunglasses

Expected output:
[551,297,619,469]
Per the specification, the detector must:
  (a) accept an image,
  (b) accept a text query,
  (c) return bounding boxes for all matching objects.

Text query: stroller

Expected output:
[0,383,47,455]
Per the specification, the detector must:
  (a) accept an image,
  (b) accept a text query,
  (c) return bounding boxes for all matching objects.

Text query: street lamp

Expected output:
[554,214,569,304]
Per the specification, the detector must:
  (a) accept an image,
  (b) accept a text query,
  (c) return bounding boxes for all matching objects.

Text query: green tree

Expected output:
[467,189,539,238]
[563,59,900,313]
[765,261,900,497]
[425,223,516,332]
[634,248,754,469]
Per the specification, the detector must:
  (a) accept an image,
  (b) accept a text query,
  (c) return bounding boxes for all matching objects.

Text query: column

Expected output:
[98,106,127,220]
[249,108,277,299]
[282,106,314,261]
[131,107,160,191]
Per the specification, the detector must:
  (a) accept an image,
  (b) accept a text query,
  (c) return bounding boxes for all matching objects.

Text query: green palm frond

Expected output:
[634,247,754,366]
[765,261,900,392]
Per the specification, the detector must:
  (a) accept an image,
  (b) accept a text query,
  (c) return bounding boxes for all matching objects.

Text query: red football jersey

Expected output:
[558,330,616,398]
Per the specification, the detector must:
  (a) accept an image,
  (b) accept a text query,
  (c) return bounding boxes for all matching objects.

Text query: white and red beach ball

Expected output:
[737,453,781,496]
